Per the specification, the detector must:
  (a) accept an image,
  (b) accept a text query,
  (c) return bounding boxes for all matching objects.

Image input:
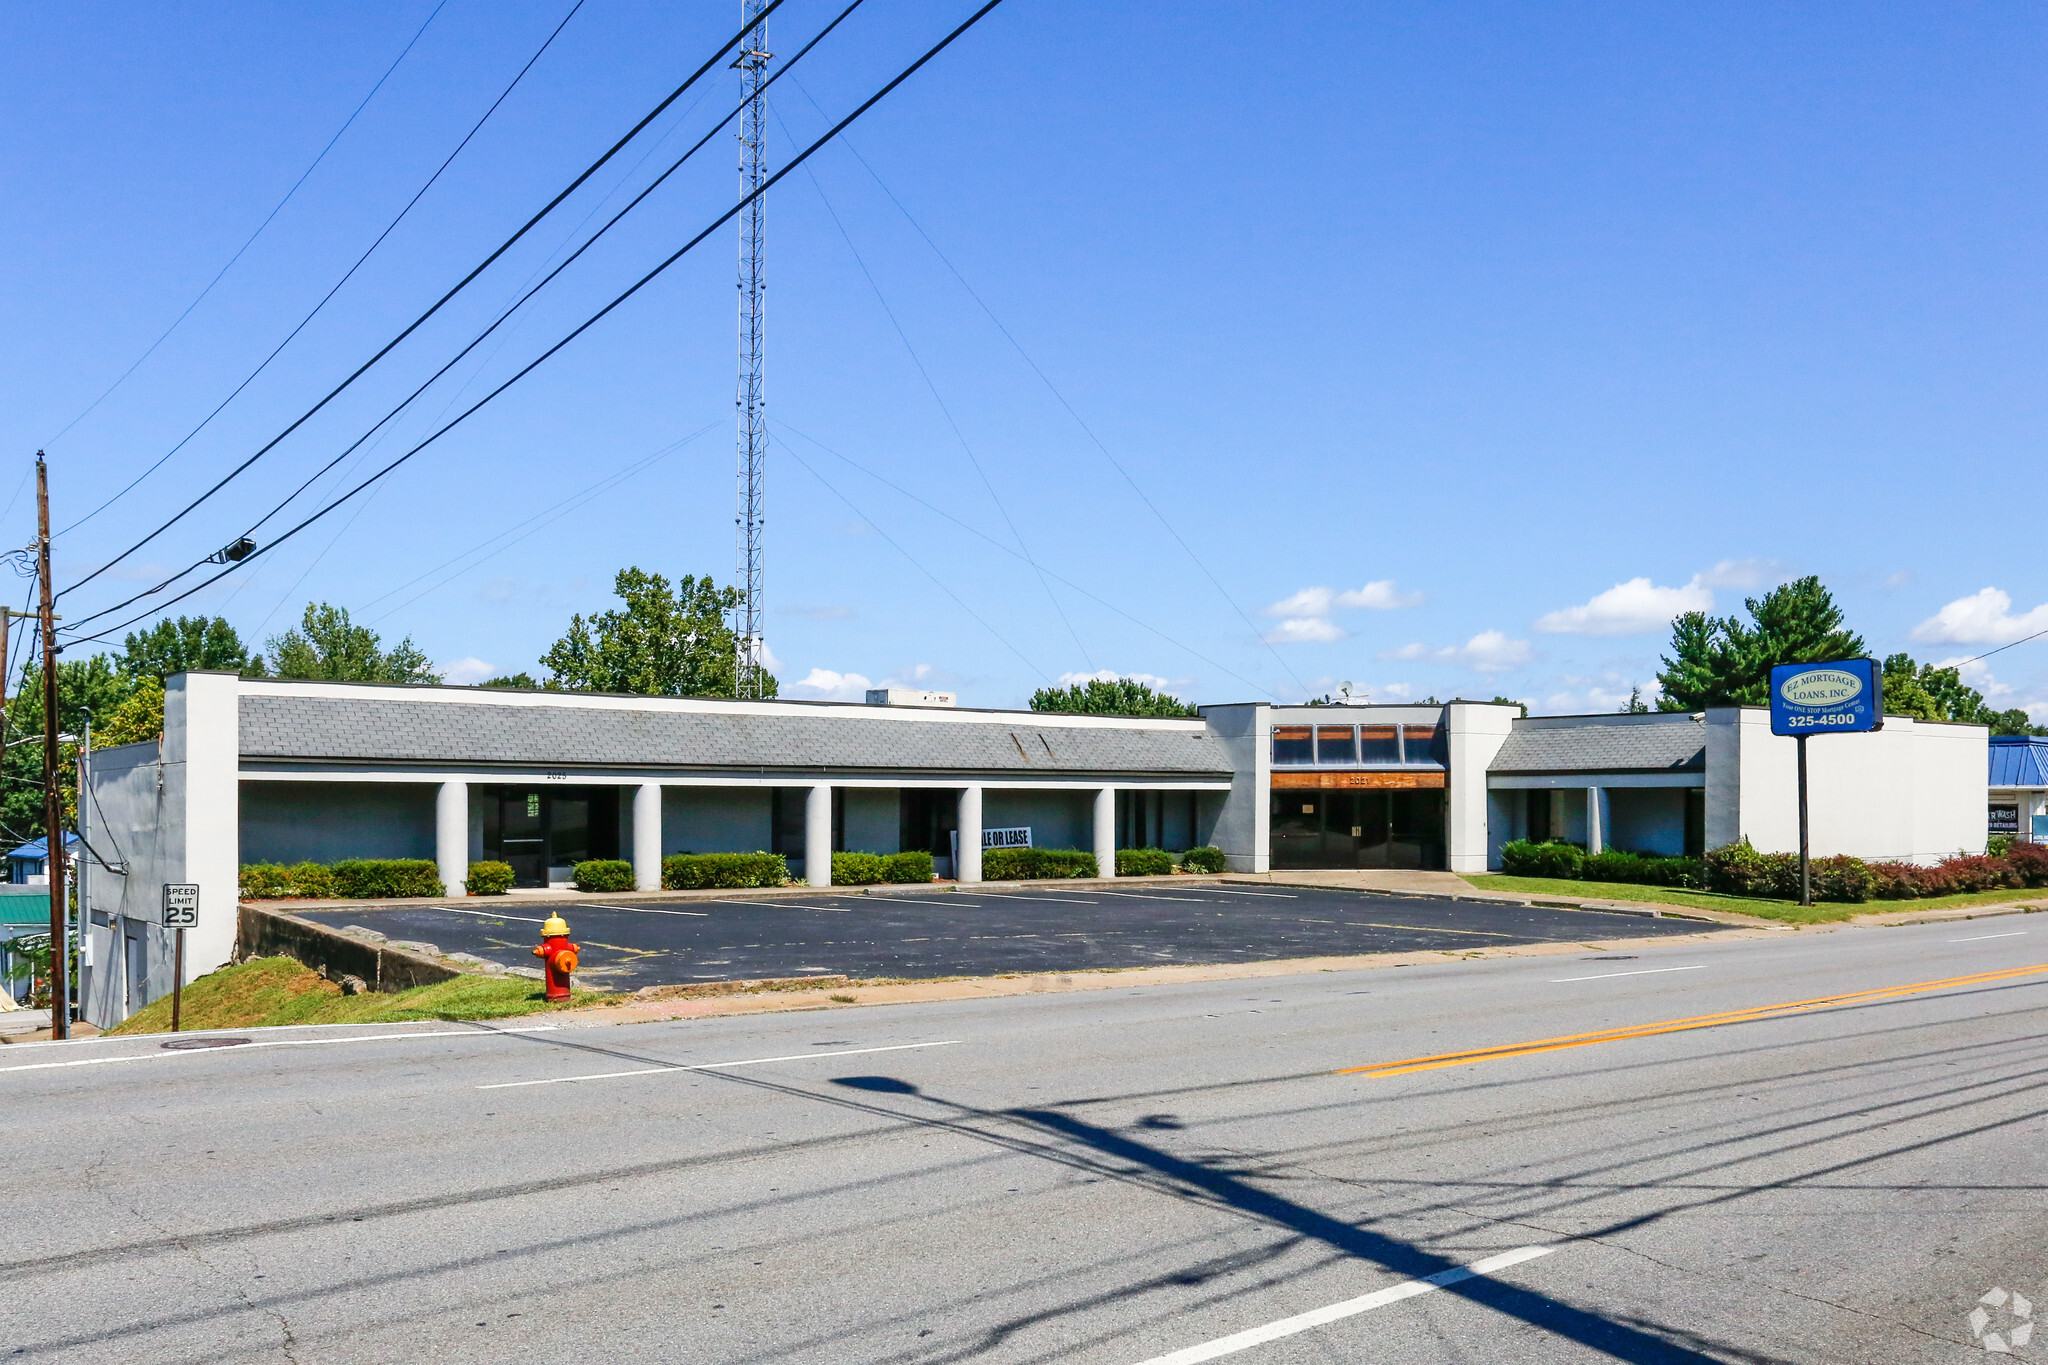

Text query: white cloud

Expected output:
[1883,570,1912,590]
[1263,587,1334,618]
[1262,580,1421,618]
[786,667,873,701]
[1535,577,1714,636]
[1336,580,1424,610]
[1263,617,1347,644]
[1695,558,1783,590]
[1913,588,2048,645]
[1380,631,1532,674]
[440,656,496,686]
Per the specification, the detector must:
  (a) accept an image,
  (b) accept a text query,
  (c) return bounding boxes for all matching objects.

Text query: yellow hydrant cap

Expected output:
[541,914,570,938]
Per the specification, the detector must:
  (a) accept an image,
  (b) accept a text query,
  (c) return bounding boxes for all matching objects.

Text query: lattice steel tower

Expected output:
[734,0,771,696]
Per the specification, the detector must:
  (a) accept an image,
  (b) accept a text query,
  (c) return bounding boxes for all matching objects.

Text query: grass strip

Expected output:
[1461,875,2048,925]
[107,957,603,1035]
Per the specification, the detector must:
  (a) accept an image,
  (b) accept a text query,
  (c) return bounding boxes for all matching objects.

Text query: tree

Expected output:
[117,615,251,681]
[1489,695,1530,717]
[95,675,164,746]
[1883,652,2047,734]
[1655,576,1866,710]
[541,568,772,698]
[1619,686,1650,714]
[481,672,540,690]
[2,655,133,841]
[1029,677,1198,718]
[261,603,440,683]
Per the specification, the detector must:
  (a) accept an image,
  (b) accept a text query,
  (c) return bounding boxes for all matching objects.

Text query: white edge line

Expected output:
[1191,888,1299,898]
[477,1039,962,1089]
[0,1024,559,1076]
[1549,965,1709,983]
[1950,931,2028,942]
[1131,1246,1556,1365]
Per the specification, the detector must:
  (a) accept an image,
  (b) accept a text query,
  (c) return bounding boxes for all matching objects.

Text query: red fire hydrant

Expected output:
[534,914,580,1002]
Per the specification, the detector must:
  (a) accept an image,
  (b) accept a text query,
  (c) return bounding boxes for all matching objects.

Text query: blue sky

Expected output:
[6,2,2048,713]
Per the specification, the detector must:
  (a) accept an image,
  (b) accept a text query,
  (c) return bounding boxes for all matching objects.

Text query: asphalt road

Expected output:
[295,886,1716,988]
[4,918,2046,1362]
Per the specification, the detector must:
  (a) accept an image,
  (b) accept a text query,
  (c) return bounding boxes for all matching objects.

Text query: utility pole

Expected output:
[734,0,770,698]
[35,453,66,1040]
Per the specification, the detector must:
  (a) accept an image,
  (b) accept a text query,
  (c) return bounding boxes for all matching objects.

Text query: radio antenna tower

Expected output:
[734,0,770,697]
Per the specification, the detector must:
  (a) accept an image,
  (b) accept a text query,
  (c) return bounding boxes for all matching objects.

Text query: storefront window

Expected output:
[1401,725,1441,766]
[1316,725,1357,764]
[1272,726,1313,765]
[1359,725,1399,764]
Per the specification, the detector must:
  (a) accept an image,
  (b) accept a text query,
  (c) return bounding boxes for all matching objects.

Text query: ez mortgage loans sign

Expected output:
[1769,658,1883,737]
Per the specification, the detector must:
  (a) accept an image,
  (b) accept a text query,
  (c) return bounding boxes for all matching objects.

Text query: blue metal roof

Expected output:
[5,834,77,861]
[1990,736,2048,788]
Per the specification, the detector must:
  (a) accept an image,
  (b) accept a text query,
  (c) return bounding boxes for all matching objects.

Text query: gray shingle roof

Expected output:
[1488,721,1705,774]
[239,695,1230,778]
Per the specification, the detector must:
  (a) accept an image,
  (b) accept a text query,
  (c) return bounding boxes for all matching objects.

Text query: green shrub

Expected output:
[1990,834,2016,858]
[236,861,337,899]
[1810,854,1875,903]
[1579,850,1703,889]
[329,859,445,899]
[1499,839,1585,879]
[832,852,887,885]
[663,852,788,890]
[573,859,635,892]
[981,847,1098,880]
[465,861,514,896]
[1178,845,1227,874]
[882,850,935,883]
[1116,847,1174,877]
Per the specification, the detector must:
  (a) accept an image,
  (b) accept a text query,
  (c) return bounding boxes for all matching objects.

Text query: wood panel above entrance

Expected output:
[1272,771,1445,790]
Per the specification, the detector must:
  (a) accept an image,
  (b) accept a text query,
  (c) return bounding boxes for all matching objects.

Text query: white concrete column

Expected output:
[1093,787,1117,878]
[436,780,468,895]
[805,784,833,888]
[1586,785,1608,855]
[633,783,662,891]
[958,786,983,883]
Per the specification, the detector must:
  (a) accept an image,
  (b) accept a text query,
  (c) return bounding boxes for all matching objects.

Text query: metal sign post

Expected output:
[161,884,198,1033]
[1769,660,1884,907]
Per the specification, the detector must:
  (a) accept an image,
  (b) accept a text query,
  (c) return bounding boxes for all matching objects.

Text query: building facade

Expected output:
[82,677,1988,1028]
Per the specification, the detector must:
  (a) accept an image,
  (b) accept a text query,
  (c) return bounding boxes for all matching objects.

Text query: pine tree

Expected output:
[1655,577,1866,709]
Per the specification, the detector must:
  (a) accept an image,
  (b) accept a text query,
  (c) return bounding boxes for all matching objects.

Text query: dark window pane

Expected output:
[1360,725,1399,764]
[1316,726,1357,765]
[1272,726,1313,765]
[1402,725,1442,766]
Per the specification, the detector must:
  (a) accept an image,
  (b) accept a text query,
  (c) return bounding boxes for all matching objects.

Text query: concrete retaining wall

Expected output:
[237,903,460,993]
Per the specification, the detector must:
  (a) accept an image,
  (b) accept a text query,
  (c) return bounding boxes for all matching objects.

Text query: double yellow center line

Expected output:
[1338,961,2048,1079]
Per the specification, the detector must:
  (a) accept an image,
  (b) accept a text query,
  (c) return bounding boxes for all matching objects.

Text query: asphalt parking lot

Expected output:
[296,884,1725,990]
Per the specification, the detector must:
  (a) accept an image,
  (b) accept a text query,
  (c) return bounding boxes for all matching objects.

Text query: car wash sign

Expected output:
[1769,658,1883,737]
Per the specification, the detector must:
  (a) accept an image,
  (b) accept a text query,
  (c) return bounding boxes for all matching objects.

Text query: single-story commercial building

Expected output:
[82,676,1989,1028]
[1987,735,2048,843]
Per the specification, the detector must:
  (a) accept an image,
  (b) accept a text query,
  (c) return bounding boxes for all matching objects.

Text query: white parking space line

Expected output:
[477,1039,961,1090]
[1951,931,2028,942]
[987,894,1101,904]
[429,905,551,924]
[1093,890,1209,903]
[867,896,970,908]
[0,1024,561,1078]
[1130,1246,1556,1365]
[1188,887,1298,899]
[1550,965,1708,983]
[595,904,708,918]
[704,900,851,912]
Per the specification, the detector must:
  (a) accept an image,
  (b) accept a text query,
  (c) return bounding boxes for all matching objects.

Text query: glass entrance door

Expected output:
[499,790,545,887]
[1271,789,1446,870]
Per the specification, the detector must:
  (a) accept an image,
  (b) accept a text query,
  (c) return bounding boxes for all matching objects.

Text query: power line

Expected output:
[790,82,1308,694]
[780,111,1094,671]
[61,0,791,600]
[775,420,1277,699]
[1949,631,2048,671]
[60,0,868,633]
[60,0,588,538]
[45,0,451,447]
[59,0,1011,651]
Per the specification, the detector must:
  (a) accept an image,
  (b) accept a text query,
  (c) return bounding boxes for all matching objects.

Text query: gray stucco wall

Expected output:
[240,782,436,864]
[82,741,178,1031]
[664,786,772,853]
[1607,788,1687,857]
[841,788,898,854]
[984,790,1092,850]
[1200,703,1268,872]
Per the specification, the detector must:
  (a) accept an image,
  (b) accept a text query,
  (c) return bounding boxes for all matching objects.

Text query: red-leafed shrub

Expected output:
[2004,841,2048,888]
[1936,854,2023,893]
